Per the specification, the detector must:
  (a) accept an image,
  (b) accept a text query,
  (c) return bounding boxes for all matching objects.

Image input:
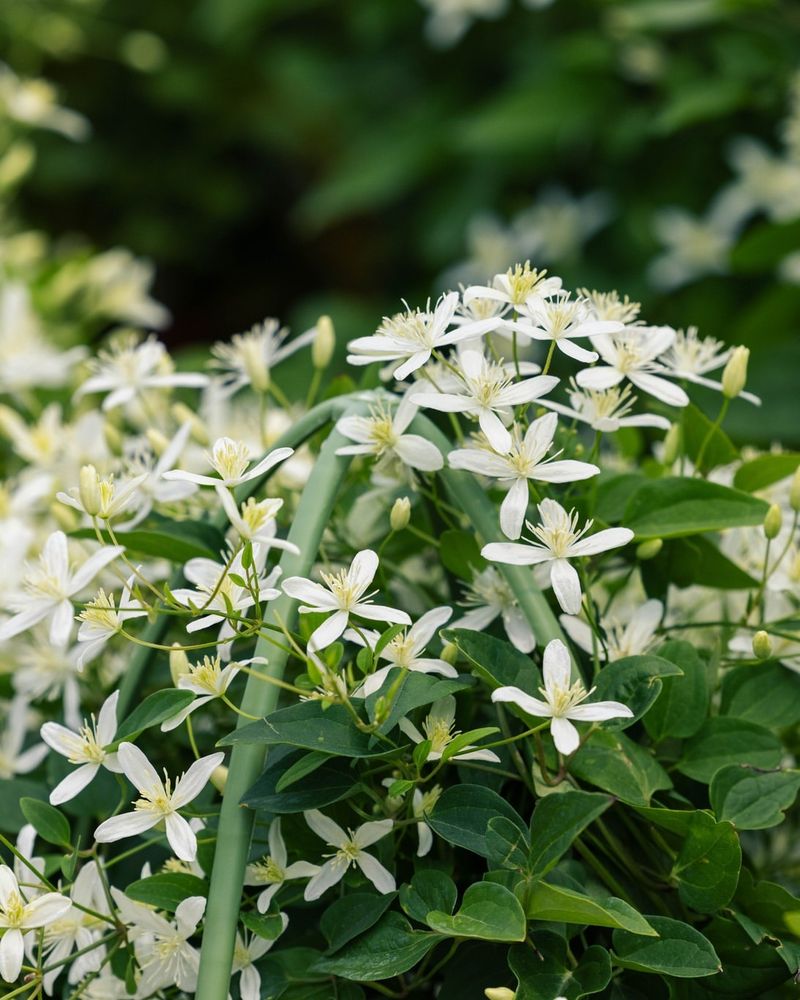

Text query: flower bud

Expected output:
[51,500,78,532]
[485,989,516,1000]
[390,496,411,532]
[752,630,773,660]
[210,765,228,794]
[146,428,170,457]
[171,402,209,446]
[764,503,783,540]
[722,346,749,400]
[312,315,335,370]
[169,644,191,686]
[790,467,800,513]
[103,421,124,456]
[441,642,458,666]
[662,423,681,466]
[78,465,103,517]
[636,538,663,560]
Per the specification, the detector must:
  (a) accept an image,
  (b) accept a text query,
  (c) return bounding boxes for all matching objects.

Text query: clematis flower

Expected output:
[399,696,501,764]
[450,566,535,653]
[561,599,663,662]
[346,292,499,381]
[160,654,249,732]
[94,743,224,861]
[575,327,689,408]
[303,809,395,900]
[282,549,410,651]
[542,380,671,433]
[41,690,123,805]
[411,349,558,452]
[56,466,148,521]
[232,922,288,1000]
[660,327,760,405]
[512,292,623,364]
[463,261,562,313]
[491,638,633,755]
[0,698,48,780]
[448,412,599,539]
[0,865,71,984]
[211,317,316,396]
[245,818,319,912]
[0,531,123,648]
[218,491,299,554]
[482,498,633,615]
[335,394,444,472]
[115,421,198,528]
[163,437,293,492]
[76,576,147,668]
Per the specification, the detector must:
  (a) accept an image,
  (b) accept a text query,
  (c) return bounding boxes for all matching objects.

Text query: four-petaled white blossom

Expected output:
[94,743,224,861]
[282,549,410,651]
[244,818,320,912]
[448,412,599,539]
[163,437,293,492]
[160,654,249,732]
[303,809,395,900]
[450,566,535,653]
[0,865,71,984]
[576,327,689,408]
[492,638,633,755]
[411,349,558,453]
[232,921,289,1000]
[660,326,761,405]
[211,318,316,395]
[76,576,147,668]
[512,292,623,364]
[463,262,562,313]
[543,379,671,433]
[482,498,633,615]
[398,696,501,764]
[336,394,444,472]
[41,689,123,804]
[561,599,663,662]
[218,491,299,554]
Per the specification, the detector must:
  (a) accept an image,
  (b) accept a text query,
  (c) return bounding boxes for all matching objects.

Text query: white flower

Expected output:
[411,786,442,857]
[0,698,48,779]
[116,421,198,528]
[448,412,599,539]
[76,577,147,668]
[111,889,205,995]
[232,921,288,1000]
[660,327,760,405]
[0,532,123,648]
[463,261,562,313]
[211,318,316,395]
[0,865,71,984]
[346,292,497,381]
[163,437,293,491]
[542,379,671,433]
[41,690,123,805]
[336,394,444,472]
[218,491,299,554]
[561,599,663,662]
[482,498,633,615]
[576,327,689,408]
[352,606,456,697]
[492,638,633,755]
[450,566,535,653]
[512,292,623,364]
[161,654,244,732]
[411,349,558,452]
[282,549,410,651]
[57,467,149,522]
[245,818,319,912]
[398,696,501,764]
[76,335,208,411]
[302,810,395,900]
[94,744,224,861]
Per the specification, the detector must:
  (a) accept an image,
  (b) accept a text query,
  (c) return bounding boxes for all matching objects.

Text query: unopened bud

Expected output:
[636,538,663,560]
[390,497,411,532]
[78,465,102,516]
[764,503,783,540]
[210,765,228,794]
[169,644,191,686]
[722,346,749,400]
[171,403,209,446]
[752,631,773,660]
[441,642,458,665]
[662,423,681,466]
[51,500,78,531]
[790,468,800,513]
[485,989,516,1000]
[312,315,335,370]
[103,422,124,456]
[146,428,170,457]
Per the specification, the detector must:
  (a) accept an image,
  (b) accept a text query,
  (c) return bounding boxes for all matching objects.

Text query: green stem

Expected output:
[195,421,359,999]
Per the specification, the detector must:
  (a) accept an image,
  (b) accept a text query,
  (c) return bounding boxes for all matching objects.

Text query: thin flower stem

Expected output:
[541,340,557,376]
[694,396,729,475]
[186,714,201,758]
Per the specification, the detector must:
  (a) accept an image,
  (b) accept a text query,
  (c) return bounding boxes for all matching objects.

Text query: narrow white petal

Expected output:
[500,478,529,540]
[304,809,347,847]
[165,814,198,862]
[171,752,225,808]
[356,853,396,894]
[491,686,552,718]
[0,927,24,983]
[94,811,157,843]
[550,716,581,755]
[50,763,100,805]
[303,859,345,900]
[549,559,582,616]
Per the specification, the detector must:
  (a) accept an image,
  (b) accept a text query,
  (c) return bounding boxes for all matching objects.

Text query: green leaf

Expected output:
[0,779,49,833]
[590,655,683,730]
[20,798,71,848]
[682,403,738,474]
[426,882,526,942]
[400,870,458,925]
[274,751,330,792]
[440,529,487,579]
[426,784,528,859]
[486,816,530,871]
[241,746,358,814]
[676,718,783,784]
[702,915,790,996]
[115,690,196,743]
[735,869,800,938]
[365,669,475,735]
[321,893,398,954]
[710,765,800,830]
[125,873,208,911]
[219,701,386,757]
[526,881,656,935]
[644,640,709,742]
[312,911,443,981]
[442,628,541,692]
[623,477,768,539]
[71,519,225,563]
[569,730,672,806]
[510,932,612,999]
[595,473,648,524]
[642,535,757,594]
[734,453,800,493]
[241,910,288,940]
[528,790,613,879]
[612,916,721,978]
[671,814,741,913]
[720,660,800,728]
[440,726,500,763]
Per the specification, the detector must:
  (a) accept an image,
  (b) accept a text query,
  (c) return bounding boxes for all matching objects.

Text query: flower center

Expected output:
[3,892,26,928]
[504,261,548,305]
[423,717,456,754]
[545,679,590,717]
[251,856,285,884]
[209,439,251,481]
[320,569,364,610]
[79,590,120,632]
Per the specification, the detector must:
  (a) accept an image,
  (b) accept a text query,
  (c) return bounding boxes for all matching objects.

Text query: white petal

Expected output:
[352,603,411,626]
[96,690,120,745]
[171,752,225,808]
[117,742,162,796]
[532,460,599,484]
[394,435,444,471]
[575,366,624,391]
[629,372,689,408]
[569,527,633,558]
[175,895,206,936]
[349,550,379,593]
[542,638,572,692]
[478,409,512,453]
[94,811,157,843]
[491,686,552,718]
[549,559,582,615]
[355,853,396,894]
[22,891,71,927]
[50,763,100,805]
[164,813,198,862]
[550,716,581,755]
[559,615,595,655]
[304,809,348,847]
[353,819,393,849]
[303,859,345,900]
[500,478,529,540]
[482,542,552,566]
[49,599,75,649]
[40,722,84,759]
[501,606,536,653]
[556,338,598,364]
[568,701,633,722]
[308,610,349,651]
[0,927,23,983]
[281,577,338,608]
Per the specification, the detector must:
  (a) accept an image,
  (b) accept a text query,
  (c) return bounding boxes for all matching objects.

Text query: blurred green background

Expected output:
[2,0,799,439]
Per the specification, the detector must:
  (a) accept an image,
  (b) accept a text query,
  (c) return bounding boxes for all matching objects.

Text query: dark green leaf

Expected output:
[115,690,196,743]
[644,640,709,742]
[486,816,530,871]
[526,881,656,935]
[612,916,721,977]
[590,655,683,730]
[671,814,741,913]
[125,872,208,911]
[20,798,71,848]
[440,529,487,579]
[321,892,397,953]
[442,628,540,692]
[400,870,458,925]
[528,790,613,878]
[312,911,443,981]
[623,477,768,539]
[71,520,224,563]
[274,751,330,792]
[676,718,782,784]
[426,882,526,942]
[682,403,738,474]
[242,746,358,814]
[642,536,757,594]
[734,453,800,493]
[710,765,800,830]
[365,669,475,735]
[241,910,288,940]
[720,660,800,728]
[510,932,612,999]
[0,779,49,833]
[569,730,672,806]
[426,784,528,859]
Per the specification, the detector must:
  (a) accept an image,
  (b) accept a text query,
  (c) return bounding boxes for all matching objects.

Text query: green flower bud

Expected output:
[485,989,516,1000]
[146,428,169,457]
[441,641,458,665]
[210,764,228,794]
[764,503,783,540]
[312,315,335,370]
[722,346,749,400]
[78,465,103,516]
[752,630,773,660]
[103,421,124,456]
[169,644,191,686]
[662,423,681,466]
[636,538,663,560]
[390,496,411,532]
